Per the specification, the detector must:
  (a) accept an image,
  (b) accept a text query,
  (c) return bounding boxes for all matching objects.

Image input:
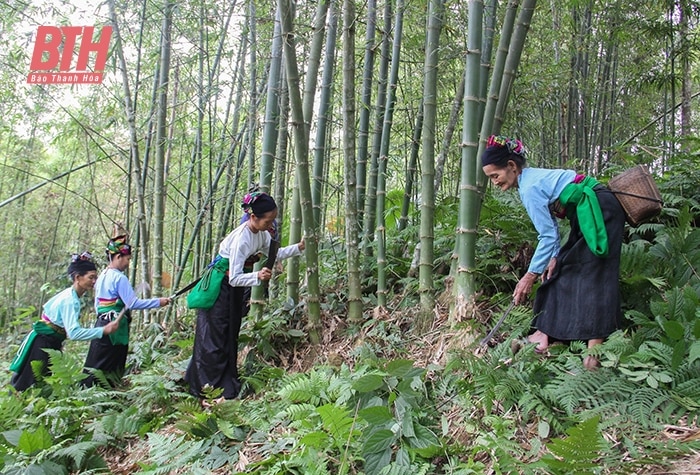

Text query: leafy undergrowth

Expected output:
[3,201,700,473]
[3,287,698,475]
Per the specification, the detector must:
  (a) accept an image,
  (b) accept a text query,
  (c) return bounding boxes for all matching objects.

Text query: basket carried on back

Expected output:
[608,165,663,227]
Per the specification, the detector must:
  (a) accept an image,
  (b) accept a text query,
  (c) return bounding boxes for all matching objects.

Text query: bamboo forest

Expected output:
[1,0,700,473]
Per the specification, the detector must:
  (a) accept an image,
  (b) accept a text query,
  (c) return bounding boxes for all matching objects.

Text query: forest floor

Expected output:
[101,301,700,474]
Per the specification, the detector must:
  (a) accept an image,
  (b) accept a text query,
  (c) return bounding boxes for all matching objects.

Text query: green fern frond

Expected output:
[673,367,700,400]
[540,416,606,475]
[140,432,212,474]
[0,390,27,431]
[639,340,674,365]
[175,397,206,415]
[176,411,219,439]
[282,403,318,422]
[328,371,355,406]
[240,365,285,393]
[492,374,525,408]
[97,405,147,439]
[125,372,187,408]
[378,461,432,475]
[316,403,360,450]
[51,439,103,469]
[625,387,669,429]
[544,368,620,416]
[277,371,329,405]
[517,391,565,434]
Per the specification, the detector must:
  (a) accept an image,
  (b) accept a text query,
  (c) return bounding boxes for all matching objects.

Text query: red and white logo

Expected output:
[27,26,112,85]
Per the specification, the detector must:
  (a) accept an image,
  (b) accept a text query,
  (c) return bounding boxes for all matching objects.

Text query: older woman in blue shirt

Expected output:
[481,135,625,369]
[10,253,120,391]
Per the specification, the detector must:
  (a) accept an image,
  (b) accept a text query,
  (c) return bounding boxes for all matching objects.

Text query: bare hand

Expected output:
[159,297,172,307]
[297,238,305,252]
[258,267,272,281]
[513,272,539,305]
[102,320,121,335]
[542,258,557,281]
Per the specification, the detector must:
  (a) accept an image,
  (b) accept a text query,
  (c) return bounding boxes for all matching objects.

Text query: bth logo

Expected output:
[27,26,112,85]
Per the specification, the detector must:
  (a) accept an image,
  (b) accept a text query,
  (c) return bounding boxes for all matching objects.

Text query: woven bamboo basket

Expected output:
[608,165,662,227]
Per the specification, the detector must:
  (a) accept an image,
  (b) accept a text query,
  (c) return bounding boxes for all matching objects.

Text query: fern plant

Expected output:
[538,416,607,474]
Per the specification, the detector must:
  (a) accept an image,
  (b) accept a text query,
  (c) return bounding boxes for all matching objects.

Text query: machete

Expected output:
[264,239,281,270]
[480,300,516,346]
[169,277,202,300]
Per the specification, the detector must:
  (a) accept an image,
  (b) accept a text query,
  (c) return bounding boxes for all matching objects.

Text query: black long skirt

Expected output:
[11,333,63,391]
[532,186,626,341]
[83,313,130,387]
[184,280,245,400]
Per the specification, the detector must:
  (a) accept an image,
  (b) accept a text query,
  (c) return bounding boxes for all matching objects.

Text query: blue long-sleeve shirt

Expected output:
[518,167,576,274]
[43,287,104,340]
[94,268,162,312]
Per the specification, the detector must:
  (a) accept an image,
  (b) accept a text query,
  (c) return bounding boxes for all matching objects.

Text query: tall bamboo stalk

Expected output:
[342,0,363,323]
[108,0,152,305]
[311,2,337,230]
[362,0,392,249]
[417,0,443,331]
[493,0,537,136]
[279,0,322,343]
[477,0,518,191]
[376,0,405,308]
[306,0,331,228]
[246,0,258,189]
[218,40,249,240]
[398,102,423,233]
[250,7,286,318]
[454,0,483,322]
[355,0,377,226]
[259,8,285,192]
[153,0,173,305]
[434,74,464,196]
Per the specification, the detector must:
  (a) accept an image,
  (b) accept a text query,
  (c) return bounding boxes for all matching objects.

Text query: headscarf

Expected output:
[67,251,97,277]
[481,135,527,167]
[241,191,277,217]
[106,234,132,256]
